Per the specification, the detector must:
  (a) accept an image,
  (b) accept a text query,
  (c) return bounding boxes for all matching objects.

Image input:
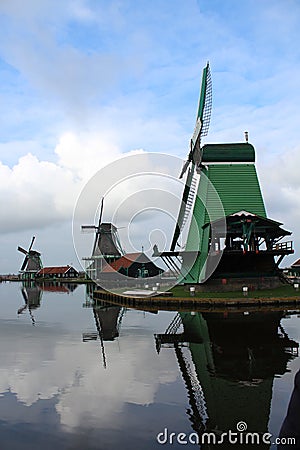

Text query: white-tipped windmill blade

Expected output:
[179,62,212,178]
[171,62,212,251]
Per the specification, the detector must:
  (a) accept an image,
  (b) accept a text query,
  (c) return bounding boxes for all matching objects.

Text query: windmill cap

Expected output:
[201,142,255,163]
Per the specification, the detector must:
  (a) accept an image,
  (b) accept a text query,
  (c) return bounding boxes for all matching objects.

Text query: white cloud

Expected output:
[0,132,127,235]
[259,144,300,265]
[55,131,121,181]
[0,153,74,232]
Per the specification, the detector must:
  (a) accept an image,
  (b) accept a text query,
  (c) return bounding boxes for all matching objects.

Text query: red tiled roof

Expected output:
[291,259,300,267]
[37,266,77,275]
[40,285,69,292]
[101,253,150,273]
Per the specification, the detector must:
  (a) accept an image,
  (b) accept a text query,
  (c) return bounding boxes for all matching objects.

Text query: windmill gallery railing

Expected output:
[220,241,294,253]
[272,241,293,252]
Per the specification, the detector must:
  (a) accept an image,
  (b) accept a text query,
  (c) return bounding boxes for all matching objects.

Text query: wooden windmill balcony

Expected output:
[271,240,293,253]
[221,240,294,255]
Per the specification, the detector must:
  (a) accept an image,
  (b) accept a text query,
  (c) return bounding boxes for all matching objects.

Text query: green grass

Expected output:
[170,284,300,299]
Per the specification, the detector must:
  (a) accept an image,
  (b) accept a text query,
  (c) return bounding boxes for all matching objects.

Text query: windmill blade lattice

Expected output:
[171,168,198,251]
[179,62,212,179]
[172,62,212,251]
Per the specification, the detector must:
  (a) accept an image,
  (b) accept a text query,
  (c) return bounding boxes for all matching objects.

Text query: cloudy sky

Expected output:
[1,0,300,273]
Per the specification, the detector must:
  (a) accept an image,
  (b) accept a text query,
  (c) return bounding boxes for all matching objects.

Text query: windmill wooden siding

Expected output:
[289,259,300,277]
[101,253,163,278]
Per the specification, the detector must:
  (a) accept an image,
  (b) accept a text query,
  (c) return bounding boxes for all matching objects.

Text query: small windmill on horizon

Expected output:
[17,236,42,281]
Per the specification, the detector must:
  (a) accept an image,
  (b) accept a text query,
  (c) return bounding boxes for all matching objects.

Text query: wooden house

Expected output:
[101,252,163,278]
[36,265,79,279]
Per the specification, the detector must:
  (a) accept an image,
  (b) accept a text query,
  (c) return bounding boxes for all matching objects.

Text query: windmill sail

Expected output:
[28,236,35,252]
[18,246,28,255]
[21,255,29,271]
[92,198,104,255]
[172,62,212,250]
[171,168,197,251]
[180,62,212,178]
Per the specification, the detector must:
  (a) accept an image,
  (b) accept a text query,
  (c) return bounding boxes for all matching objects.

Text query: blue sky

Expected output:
[0,0,300,272]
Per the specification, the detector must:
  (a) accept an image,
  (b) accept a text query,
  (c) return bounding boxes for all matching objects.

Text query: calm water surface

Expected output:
[0,282,300,449]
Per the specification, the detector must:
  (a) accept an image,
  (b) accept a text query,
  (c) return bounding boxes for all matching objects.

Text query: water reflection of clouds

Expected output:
[57,336,177,429]
[282,315,300,342]
[0,305,178,430]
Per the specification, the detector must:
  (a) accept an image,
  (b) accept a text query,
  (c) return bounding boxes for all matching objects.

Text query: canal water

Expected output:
[0,282,299,449]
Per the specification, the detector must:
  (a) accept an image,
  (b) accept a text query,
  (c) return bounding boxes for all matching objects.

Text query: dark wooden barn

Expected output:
[101,252,163,278]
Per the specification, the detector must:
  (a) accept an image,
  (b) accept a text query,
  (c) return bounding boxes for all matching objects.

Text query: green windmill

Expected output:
[158,63,294,286]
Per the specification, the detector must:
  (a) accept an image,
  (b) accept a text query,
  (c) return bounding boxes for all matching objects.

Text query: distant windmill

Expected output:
[81,197,125,280]
[81,197,124,259]
[17,236,42,279]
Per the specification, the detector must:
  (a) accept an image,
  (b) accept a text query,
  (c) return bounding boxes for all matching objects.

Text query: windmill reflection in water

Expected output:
[155,310,299,443]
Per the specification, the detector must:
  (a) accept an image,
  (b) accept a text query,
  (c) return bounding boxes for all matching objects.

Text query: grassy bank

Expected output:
[170,284,300,299]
